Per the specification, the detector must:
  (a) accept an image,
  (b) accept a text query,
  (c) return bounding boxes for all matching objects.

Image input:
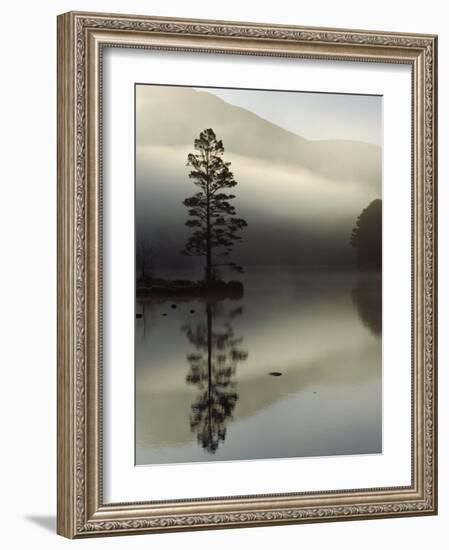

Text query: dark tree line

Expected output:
[350,199,382,269]
[182,128,248,282]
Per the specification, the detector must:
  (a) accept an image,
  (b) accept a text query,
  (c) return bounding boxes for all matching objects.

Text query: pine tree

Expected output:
[182,128,247,281]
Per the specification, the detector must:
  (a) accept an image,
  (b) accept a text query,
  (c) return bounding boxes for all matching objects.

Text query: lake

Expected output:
[135,268,382,465]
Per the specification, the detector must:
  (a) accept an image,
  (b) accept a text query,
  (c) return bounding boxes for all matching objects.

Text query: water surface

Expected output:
[135,269,381,465]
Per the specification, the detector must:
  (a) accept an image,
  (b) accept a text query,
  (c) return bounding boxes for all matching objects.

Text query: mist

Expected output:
[135,85,382,274]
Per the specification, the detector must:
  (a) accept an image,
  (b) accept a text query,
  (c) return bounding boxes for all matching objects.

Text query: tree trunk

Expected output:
[205,192,211,281]
[205,153,212,282]
[206,228,212,281]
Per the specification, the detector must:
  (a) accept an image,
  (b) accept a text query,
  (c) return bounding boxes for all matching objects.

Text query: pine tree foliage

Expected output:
[182,128,247,280]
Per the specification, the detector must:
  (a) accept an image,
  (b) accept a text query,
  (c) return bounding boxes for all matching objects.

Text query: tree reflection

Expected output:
[183,302,247,453]
[136,301,156,341]
[352,273,382,336]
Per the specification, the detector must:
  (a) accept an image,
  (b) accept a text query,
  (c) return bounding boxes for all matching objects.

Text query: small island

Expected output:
[136,277,243,300]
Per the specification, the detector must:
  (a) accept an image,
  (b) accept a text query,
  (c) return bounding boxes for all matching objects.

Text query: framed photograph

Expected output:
[57,11,438,538]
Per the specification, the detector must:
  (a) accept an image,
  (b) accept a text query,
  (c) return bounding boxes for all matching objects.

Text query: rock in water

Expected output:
[268,372,282,377]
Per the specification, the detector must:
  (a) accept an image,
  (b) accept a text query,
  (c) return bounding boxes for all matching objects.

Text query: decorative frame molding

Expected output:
[57,11,437,538]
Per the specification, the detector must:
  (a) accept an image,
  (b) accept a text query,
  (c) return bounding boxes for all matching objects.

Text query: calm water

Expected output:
[135,269,382,465]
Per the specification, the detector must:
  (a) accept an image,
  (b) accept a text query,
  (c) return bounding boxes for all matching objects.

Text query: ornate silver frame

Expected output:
[57,11,438,538]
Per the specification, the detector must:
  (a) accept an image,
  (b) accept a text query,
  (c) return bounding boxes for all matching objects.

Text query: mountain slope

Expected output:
[137,86,381,188]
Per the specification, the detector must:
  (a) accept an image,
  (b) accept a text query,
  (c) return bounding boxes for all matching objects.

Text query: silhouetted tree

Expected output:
[183,303,247,453]
[136,239,155,281]
[182,128,248,281]
[350,199,382,269]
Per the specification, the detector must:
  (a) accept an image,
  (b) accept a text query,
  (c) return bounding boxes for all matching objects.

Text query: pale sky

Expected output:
[196,87,382,146]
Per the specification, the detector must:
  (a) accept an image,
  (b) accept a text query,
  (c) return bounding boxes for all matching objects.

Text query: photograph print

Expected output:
[135,84,382,466]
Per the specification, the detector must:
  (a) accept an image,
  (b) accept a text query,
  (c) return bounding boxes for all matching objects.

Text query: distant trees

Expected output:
[136,240,155,281]
[350,199,382,269]
[182,128,247,281]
